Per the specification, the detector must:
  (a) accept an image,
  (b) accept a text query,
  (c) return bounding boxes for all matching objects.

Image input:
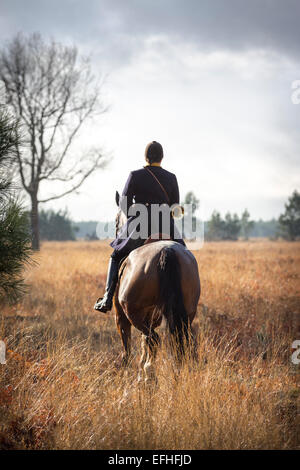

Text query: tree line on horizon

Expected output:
[182,191,299,241]
[31,191,299,242]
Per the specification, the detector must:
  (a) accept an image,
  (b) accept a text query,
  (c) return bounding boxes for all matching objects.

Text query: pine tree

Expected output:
[206,211,226,240]
[0,104,32,304]
[224,212,241,240]
[279,190,300,241]
[206,211,241,241]
[39,209,77,241]
[240,209,254,240]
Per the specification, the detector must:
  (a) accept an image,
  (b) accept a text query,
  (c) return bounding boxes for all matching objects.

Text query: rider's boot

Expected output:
[94,257,119,313]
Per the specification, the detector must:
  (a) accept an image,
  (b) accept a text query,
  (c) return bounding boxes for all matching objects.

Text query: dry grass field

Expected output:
[0,240,299,449]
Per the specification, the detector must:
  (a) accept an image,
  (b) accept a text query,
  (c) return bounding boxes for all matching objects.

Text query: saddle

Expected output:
[144,233,172,245]
[117,233,172,280]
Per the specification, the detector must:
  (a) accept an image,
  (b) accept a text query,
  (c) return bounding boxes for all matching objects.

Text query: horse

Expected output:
[113,192,201,382]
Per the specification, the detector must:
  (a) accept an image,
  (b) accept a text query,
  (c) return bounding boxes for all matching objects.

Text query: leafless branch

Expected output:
[38,151,106,203]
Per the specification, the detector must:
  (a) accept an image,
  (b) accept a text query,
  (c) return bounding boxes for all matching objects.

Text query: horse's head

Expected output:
[115,191,127,237]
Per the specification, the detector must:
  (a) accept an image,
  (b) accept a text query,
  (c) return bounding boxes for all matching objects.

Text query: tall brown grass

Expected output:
[0,240,299,449]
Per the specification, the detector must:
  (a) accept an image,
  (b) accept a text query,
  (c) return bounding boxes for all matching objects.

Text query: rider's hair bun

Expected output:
[145,141,163,163]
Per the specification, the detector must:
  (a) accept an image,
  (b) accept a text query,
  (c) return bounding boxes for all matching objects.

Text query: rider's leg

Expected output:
[94,251,120,313]
[94,237,145,313]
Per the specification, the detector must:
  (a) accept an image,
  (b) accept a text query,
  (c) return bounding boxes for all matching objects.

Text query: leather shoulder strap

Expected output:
[144,167,170,204]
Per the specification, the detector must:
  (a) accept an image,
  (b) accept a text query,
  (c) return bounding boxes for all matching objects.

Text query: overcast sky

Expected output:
[1,0,300,221]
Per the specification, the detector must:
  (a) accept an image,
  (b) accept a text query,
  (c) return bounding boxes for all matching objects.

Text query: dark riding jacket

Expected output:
[110,165,185,256]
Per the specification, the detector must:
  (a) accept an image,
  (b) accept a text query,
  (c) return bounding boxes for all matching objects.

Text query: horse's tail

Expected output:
[156,246,189,356]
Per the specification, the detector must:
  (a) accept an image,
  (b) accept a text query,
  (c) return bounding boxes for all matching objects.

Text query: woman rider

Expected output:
[94,141,185,313]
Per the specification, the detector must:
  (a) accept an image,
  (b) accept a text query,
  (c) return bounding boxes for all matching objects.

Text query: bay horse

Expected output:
[113,193,201,382]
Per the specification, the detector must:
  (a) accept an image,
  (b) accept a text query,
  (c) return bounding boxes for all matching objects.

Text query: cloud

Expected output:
[2,0,300,65]
[99,0,300,60]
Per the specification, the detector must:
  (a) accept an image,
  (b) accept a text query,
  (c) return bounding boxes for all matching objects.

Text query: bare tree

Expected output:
[0,33,108,250]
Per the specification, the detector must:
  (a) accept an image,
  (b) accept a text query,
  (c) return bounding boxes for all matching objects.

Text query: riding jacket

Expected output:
[110,164,185,256]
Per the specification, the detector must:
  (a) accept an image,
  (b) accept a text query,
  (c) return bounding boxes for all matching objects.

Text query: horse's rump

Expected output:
[117,240,199,333]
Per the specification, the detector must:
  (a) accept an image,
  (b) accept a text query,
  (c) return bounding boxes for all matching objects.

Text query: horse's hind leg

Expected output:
[143,330,160,384]
[138,330,160,384]
[137,334,147,383]
[115,304,132,366]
